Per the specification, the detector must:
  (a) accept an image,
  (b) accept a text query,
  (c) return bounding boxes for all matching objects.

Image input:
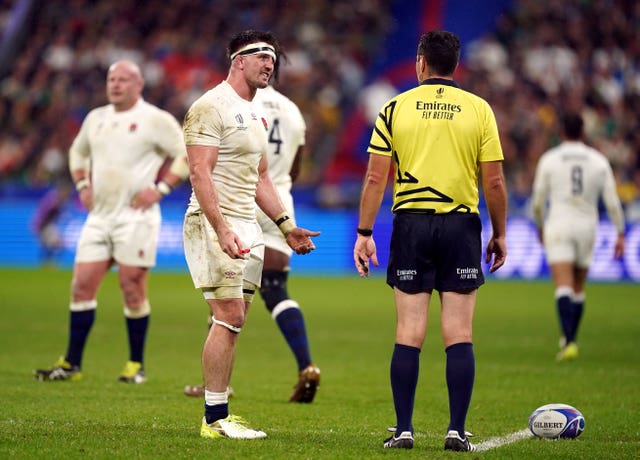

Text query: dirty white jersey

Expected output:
[183,80,270,220]
[531,140,625,233]
[69,99,186,220]
[253,85,306,192]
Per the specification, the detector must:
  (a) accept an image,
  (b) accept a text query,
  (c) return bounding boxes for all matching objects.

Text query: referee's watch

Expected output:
[357,228,373,236]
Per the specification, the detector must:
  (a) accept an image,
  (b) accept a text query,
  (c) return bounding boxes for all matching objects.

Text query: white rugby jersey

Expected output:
[253,85,306,192]
[531,140,625,232]
[69,99,186,218]
[183,80,270,220]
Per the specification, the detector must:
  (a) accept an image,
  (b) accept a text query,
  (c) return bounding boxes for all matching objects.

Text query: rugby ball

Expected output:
[529,403,585,439]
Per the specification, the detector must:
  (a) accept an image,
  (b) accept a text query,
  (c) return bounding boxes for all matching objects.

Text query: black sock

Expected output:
[390,343,420,434]
[66,310,95,367]
[205,403,229,424]
[446,342,475,436]
[126,316,149,364]
[557,295,573,343]
[570,299,584,343]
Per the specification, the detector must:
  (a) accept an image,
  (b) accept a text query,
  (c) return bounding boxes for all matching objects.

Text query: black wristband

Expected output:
[275,215,290,226]
[357,228,373,236]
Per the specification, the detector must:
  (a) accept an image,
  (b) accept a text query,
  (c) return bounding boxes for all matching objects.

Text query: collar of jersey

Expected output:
[419,78,459,88]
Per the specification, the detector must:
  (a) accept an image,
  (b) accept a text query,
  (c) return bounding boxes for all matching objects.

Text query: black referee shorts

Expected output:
[386,212,484,293]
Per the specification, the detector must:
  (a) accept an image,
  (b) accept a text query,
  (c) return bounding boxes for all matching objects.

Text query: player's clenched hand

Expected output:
[353,235,378,278]
[286,227,320,255]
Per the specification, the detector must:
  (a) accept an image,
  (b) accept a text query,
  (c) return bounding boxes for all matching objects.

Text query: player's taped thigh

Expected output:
[202,285,243,300]
[243,281,257,304]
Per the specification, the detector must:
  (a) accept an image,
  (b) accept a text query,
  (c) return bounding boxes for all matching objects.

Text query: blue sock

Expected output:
[204,403,229,424]
[126,316,149,364]
[557,295,573,342]
[445,342,475,436]
[390,343,420,434]
[275,307,311,371]
[66,310,95,367]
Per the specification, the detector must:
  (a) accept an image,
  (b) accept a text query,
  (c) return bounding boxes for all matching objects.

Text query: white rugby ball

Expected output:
[529,403,585,439]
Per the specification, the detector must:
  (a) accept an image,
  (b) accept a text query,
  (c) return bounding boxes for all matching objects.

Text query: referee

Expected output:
[353,30,507,452]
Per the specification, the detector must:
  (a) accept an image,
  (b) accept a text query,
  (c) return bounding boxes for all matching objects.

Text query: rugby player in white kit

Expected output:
[34,60,190,384]
[531,112,625,361]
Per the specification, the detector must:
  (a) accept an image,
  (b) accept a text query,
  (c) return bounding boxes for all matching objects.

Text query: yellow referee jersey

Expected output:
[367,78,503,214]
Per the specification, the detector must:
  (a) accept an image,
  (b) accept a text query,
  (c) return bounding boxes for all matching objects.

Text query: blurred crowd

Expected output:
[461,0,640,219]
[1,0,639,220]
[0,0,391,189]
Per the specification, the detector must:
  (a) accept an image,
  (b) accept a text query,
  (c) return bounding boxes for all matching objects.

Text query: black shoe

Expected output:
[444,430,476,452]
[383,431,414,449]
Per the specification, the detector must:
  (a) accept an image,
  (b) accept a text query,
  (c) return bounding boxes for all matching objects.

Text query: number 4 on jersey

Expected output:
[269,118,282,154]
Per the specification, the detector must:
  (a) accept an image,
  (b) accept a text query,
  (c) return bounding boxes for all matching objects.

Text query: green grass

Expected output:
[0,267,638,459]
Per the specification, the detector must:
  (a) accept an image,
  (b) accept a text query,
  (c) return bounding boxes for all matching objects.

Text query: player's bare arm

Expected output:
[354,153,390,277]
[255,154,319,254]
[481,160,508,272]
[187,144,246,258]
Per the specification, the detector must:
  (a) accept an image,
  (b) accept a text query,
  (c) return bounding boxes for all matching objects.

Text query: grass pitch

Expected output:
[0,267,638,459]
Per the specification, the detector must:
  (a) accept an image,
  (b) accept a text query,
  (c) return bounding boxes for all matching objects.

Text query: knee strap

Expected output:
[211,316,242,334]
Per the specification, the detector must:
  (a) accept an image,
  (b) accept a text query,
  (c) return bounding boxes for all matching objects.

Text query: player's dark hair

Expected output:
[418,30,460,76]
[227,30,279,60]
[562,112,584,140]
[271,45,288,83]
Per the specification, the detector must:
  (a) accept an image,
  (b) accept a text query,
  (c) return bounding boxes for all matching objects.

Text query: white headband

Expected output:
[230,42,277,62]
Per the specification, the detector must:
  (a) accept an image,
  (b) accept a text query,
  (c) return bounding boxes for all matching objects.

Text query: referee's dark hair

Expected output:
[418,30,460,76]
[562,112,584,140]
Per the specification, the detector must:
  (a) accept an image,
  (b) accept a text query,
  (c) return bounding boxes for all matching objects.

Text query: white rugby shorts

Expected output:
[255,188,294,257]
[183,212,264,290]
[543,220,596,268]
[74,211,160,267]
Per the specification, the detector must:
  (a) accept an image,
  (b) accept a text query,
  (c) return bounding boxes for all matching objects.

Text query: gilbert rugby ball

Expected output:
[529,403,585,439]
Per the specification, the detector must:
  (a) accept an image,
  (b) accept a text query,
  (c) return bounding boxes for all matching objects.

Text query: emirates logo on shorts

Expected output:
[224,270,237,279]
[138,249,145,258]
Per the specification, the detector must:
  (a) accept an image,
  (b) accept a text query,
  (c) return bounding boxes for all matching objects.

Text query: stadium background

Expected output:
[1,0,638,280]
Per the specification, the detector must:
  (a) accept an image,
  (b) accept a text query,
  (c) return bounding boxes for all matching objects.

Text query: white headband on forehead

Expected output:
[230,42,277,62]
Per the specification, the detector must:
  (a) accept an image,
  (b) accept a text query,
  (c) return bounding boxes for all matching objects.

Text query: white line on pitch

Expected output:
[475,428,533,452]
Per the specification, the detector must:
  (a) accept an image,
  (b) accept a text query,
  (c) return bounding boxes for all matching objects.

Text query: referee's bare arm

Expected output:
[481,160,507,273]
[354,153,391,276]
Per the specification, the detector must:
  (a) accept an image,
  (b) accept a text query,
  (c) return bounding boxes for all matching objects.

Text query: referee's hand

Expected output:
[354,235,378,278]
[485,235,507,273]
